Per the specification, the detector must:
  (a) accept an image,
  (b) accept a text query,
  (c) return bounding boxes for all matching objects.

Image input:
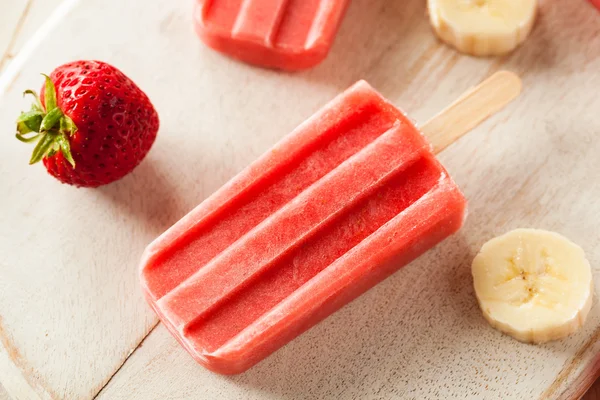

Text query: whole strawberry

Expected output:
[16,60,159,187]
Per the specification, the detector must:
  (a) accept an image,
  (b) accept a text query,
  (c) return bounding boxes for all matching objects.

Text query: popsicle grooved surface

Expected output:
[159,120,429,328]
[143,92,403,301]
[196,0,349,69]
[203,0,243,32]
[205,0,324,51]
[232,0,290,45]
[183,155,442,352]
[304,0,342,49]
[273,0,321,50]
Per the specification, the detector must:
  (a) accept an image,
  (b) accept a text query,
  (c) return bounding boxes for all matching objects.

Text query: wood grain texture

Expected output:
[0,0,599,399]
[0,383,9,400]
[0,0,33,72]
[0,0,65,77]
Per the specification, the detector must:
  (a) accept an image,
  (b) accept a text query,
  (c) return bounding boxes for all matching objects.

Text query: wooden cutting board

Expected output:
[1,0,599,398]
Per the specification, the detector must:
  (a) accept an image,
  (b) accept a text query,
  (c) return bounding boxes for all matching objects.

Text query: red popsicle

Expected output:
[140,72,521,374]
[194,0,350,70]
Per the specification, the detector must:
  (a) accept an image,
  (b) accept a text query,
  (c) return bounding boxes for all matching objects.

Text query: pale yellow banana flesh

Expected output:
[472,229,594,344]
[427,0,538,56]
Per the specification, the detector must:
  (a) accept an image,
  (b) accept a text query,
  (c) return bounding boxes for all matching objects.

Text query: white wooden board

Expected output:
[0,384,8,400]
[0,0,65,74]
[0,0,599,399]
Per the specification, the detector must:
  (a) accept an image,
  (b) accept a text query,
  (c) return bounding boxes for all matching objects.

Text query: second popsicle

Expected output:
[194,0,350,70]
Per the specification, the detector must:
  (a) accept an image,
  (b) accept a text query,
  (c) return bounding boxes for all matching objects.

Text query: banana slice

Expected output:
[472,229,594,343]
[427,0,538,56]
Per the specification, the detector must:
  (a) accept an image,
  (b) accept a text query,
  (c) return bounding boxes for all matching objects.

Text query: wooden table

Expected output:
[1,0,600,399]
[1,5,78,399]
[1,2,68,398]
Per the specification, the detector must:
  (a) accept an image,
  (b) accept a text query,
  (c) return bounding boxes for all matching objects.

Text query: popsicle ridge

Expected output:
[206,0,335,50]
[140,81,404,301]
[181,154,448,353]
[232,0,290,46]
[158,120,431,330]
[206,176,465,373]
[272,0,325,51]
[201,0,240,34]
[304,0,349,50]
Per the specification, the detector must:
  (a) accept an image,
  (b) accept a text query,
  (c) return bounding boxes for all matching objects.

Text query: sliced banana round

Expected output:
[427,0,538,56]
[472,229,594,344]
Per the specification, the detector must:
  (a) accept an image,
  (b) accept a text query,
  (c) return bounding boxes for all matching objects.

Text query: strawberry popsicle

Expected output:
[194,0,350,70]
[140,81,468,374]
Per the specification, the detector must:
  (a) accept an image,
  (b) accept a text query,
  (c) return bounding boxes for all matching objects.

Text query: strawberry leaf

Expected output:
[40,108,63,132]
[18,74,80,169]
[29,132,57,165]
[24,114,43,132]
[61,114,77,136]
[57,133,75,167]
[17,121,34,135]
[16,110,44,134]
[23,89,43,111]
[15,132,41,143]
[16,110,43,123]
[42,74,57,112]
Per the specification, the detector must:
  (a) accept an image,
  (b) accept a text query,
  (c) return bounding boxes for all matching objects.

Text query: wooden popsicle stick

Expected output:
[421,71,522,154]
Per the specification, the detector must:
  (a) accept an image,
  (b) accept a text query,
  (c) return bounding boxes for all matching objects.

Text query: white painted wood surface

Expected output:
[0,0,65,77]
[0,0,35,73]
[1,2,77,398]
[0,0,599,399]
[0,384,8,400]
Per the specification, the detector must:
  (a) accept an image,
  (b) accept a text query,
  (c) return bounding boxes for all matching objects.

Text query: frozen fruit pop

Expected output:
[194,0,350,70]
[140,72,521,374]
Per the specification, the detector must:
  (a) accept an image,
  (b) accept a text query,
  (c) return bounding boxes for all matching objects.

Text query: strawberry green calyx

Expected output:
[16,74,77,167]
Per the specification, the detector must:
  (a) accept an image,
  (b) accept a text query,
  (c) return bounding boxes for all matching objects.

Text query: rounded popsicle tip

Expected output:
[196,350,256,375]
[493,70,522,99]
[422,70,523,154]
